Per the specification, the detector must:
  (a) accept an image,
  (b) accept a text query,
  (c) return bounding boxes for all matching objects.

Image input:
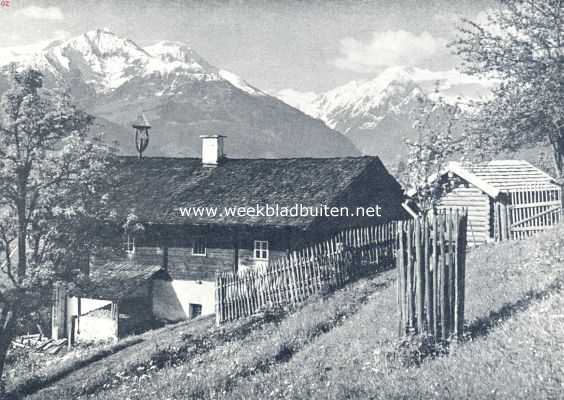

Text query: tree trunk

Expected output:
[551,126,564,178]
[0,305,17,384]
[16,196,27,282]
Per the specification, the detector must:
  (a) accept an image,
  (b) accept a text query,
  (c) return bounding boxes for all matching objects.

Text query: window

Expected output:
[192,237,206,256]
[124,234,135,257]
[254,240,269,260]
[189,303,202,319]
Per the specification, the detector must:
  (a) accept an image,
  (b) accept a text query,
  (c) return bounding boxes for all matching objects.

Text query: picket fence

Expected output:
[397,209,468,341]
[215,222,397,325]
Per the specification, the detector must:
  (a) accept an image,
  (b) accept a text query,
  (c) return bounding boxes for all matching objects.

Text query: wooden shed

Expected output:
[437,160,562,245]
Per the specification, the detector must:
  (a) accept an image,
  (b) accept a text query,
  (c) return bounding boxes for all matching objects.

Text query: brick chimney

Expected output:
[200,135,225,166]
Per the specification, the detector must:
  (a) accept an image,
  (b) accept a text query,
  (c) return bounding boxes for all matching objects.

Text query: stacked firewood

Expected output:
[11,334,67,355]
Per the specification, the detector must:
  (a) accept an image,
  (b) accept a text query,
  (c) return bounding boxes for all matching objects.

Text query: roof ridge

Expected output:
[117,155,380,162]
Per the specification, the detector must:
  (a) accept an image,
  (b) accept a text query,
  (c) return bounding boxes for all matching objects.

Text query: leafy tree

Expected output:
[452,0,564,177]
[404,94,465,211]
[0,68,117,382]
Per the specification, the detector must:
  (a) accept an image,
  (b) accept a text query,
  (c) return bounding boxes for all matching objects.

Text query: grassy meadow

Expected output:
[7,224,564,400]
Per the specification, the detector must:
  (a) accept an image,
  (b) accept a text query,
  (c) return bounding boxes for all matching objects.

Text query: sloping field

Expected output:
[12,224,564,400]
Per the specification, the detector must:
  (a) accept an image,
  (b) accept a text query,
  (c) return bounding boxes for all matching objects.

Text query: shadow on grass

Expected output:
[466,278,564,340]
[9,317,215,400]
[382,277,564,370]
[21,313,287,400]
[7,337,144,399]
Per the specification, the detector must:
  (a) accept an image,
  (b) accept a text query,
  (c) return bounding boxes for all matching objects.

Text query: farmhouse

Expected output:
[53,135,408,342]
[435,160,562,245]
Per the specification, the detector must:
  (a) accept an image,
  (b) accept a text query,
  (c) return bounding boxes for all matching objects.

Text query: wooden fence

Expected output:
[215,222,397,325]
[494,185,562,241]
[507,185,561,240]
[397,209,468,341]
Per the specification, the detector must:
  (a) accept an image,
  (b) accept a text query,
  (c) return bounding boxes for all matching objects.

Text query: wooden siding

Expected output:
[438,184,490,244]
[167,247,234,281]
[93,235,292,282]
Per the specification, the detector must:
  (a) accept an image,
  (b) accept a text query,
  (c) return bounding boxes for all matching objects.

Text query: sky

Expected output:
[0,0,494,93]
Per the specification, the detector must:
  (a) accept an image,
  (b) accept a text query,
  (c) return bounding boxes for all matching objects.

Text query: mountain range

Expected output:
[0,29,360,159]
[277,66,493,167]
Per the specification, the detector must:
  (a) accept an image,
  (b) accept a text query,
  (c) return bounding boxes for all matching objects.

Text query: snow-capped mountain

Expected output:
[277,66,492,167]
[0,30,262,97]
[0,29,359,158]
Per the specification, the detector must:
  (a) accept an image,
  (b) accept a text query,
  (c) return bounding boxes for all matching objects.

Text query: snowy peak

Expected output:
[143,40,217,75]
[277,65,492,131]
[145,41,209,66]
[276,65,494,165]
[0,29,262,97]
[69,29,149,60]
[279,67,427,132]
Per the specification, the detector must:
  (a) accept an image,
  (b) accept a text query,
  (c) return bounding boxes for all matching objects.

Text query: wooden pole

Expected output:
[440,212,448,340]
[406,220,415,331]
[415,217,424,334]
[448,208,455,335]
[111,301,119,342]
[397,221,405,337]
[424,213,432,334]
[432,211,439,337]
[456,210,468,339]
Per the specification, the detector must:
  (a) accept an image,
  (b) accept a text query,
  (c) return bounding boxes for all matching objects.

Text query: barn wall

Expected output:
[152,279,215,321]
[438,183,491,244]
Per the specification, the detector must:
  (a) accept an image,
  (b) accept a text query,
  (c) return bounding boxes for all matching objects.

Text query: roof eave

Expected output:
[405,161,501,199]
[448,162,500,198]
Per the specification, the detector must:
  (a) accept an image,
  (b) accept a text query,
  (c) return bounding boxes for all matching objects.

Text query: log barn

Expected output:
[52,135,408,342]
[436,160,562,245]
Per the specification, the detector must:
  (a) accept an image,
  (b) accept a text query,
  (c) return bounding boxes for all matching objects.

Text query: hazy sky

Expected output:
[0,0,494,92]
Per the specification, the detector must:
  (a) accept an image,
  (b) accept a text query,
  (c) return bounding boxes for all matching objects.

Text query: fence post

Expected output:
[431,211,439,337]
[397,220,405,336]
[51,282,67,340]
[415,218,424,334]
[215,274,221,326]
[424,212,433,335]
[448,208,455,336]
[455,210,468,339]
[439,212,448,340]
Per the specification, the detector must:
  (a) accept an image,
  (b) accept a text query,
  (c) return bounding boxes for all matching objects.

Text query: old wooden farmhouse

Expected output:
[435,160,561,245]
[53,135,408,342]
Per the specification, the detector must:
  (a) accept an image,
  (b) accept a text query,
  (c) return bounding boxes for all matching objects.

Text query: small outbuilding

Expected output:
[55,263,167,343]
[436,160,562,244]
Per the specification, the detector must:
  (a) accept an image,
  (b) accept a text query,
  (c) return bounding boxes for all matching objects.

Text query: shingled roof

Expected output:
[69,263,165,300]
[110,156,400,228]
[453,160,558,191]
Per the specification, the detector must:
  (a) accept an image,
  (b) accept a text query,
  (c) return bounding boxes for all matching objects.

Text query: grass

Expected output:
[9,225,564,399]
[110,271,395,399]
[215,229,564,400]
[88,225,564,400]
[9,316,214,399]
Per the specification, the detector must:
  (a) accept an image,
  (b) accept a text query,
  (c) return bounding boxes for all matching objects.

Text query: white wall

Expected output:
[75,315,117,343]
[152,279,215,322]
[67,297,112,316]
[67,296,117,343]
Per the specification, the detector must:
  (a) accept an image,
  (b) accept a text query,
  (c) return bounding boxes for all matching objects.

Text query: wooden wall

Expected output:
[93,231,293,282]
[438,182,491,244]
